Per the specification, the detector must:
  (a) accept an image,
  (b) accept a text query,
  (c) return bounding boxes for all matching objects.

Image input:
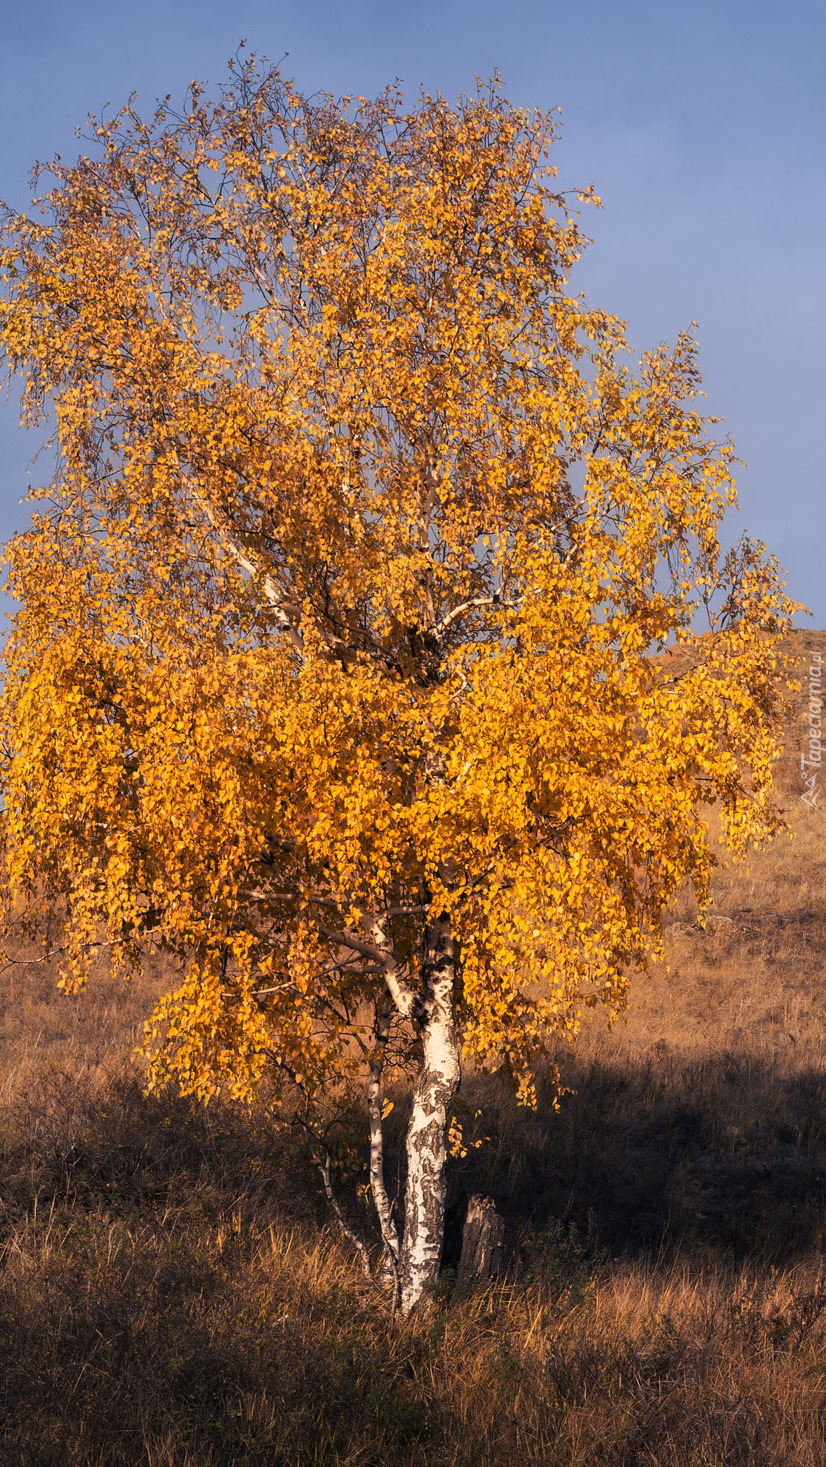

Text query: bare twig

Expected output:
[316,1153,374,1283]
[0,925,162,978]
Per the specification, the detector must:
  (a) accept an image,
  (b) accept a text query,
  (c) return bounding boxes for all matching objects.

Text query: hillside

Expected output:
[1,629,825,1465]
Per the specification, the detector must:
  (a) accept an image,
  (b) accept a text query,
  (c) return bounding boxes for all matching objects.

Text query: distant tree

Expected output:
[0,59,795,1312]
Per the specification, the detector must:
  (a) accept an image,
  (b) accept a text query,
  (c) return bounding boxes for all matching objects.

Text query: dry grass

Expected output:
[2,628,826,1464]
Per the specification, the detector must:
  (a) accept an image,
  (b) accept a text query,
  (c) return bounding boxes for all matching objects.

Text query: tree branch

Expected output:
[316,1153,374,1283]
[433,591,530,640]
[198,495,306,654]
[167,448,305,655]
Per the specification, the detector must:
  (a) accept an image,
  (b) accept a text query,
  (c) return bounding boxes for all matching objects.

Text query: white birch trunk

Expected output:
[398,916,460,1314]
[366,1003,400,1290]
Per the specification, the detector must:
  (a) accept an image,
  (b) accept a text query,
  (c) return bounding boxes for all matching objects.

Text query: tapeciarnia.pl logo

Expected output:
[801,651,822,810]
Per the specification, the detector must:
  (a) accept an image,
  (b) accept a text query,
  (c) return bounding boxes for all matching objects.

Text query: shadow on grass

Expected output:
[445,1047,826,1267]
[2,1049,826,1464]
[7,1045,826,1269]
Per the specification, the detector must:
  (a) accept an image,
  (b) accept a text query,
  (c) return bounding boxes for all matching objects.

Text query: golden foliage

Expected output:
[0,59,796,1114]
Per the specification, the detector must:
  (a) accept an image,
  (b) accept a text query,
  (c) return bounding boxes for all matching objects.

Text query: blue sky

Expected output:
[2,0,823,619]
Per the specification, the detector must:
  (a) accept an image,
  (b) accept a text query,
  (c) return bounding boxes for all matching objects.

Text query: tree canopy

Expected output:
[0,58,795,1310]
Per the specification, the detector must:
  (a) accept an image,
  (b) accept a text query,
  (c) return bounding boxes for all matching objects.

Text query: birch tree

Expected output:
[0,59,794,1312]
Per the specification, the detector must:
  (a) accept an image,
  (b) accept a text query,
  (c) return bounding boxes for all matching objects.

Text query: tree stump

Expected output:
[458,1195,505,1285]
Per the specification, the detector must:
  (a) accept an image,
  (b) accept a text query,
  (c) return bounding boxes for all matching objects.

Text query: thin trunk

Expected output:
[398,915,461,1314]
[367,1002,400,1298]
[316,1153,373,1281]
